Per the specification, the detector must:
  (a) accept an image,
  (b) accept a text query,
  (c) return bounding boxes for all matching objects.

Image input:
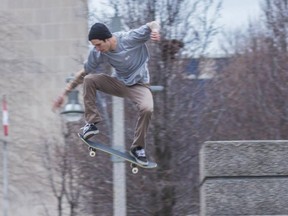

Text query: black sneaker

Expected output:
[81,123,99,139]
[130,146,149,166]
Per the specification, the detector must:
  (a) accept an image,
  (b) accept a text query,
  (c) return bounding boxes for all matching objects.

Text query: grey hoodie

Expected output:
[84,24,152,86]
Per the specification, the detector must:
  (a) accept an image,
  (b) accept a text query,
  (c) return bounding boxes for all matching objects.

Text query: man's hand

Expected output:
[147,21,161,41]
[151,30,161,41]
[52,69,86,112]
[52,94,65,112]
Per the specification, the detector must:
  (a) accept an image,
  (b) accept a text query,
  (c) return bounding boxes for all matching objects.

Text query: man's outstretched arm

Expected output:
[52,68,87,111]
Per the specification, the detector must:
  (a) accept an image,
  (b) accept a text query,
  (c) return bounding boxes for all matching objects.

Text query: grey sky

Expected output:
[208,0,262,55]
[220,0,262,30]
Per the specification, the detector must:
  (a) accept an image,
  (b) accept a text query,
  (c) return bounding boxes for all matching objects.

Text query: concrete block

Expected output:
[201,178,288,215]
[200,140,288,181]
[200,140,288,216]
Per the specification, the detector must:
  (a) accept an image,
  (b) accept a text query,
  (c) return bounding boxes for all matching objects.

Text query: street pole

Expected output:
[110,14,126,216]
[112,95,126,216]
[2,95,9,216]
[2,140,8,216]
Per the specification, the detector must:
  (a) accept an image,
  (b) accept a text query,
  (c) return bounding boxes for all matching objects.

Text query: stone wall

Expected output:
[0,0,88,215]
[200,140,288,216]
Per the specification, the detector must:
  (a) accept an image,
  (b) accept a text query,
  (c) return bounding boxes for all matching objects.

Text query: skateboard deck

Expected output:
[78,133,157,173]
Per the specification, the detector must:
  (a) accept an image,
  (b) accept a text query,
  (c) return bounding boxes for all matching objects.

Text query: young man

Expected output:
[53,21,160,165]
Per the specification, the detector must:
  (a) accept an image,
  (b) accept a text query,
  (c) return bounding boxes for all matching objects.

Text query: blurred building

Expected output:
[184,57,229,80]
[0,0,88,215]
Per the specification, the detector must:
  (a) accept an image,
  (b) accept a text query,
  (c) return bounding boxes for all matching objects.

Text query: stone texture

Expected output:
[201,178,288,215]
[200,140,288,181]
[200,140,288,216]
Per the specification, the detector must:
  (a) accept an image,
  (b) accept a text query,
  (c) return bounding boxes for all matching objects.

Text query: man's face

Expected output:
[90,39,110,52]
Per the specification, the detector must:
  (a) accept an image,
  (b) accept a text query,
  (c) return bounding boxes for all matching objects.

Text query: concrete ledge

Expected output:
[201,178,288,215]
[200,140,288,216]
[200,140,288,181]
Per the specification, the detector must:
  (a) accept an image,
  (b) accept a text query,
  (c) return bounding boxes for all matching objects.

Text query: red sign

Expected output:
[2,95,8,136]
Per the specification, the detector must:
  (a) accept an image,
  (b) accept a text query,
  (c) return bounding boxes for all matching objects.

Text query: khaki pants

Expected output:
[83,73,153,149]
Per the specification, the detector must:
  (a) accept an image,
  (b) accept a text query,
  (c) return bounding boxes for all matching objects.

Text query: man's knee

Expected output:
[84,74,95,85]
[140,103,154,114]
[84,73,103,83]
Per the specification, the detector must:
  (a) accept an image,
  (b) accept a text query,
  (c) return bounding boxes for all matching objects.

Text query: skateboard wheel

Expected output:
[132,167,138,174]
[89,150,96,157]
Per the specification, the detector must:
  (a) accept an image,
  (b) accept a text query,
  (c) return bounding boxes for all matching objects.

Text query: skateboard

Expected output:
[78,133,157,174]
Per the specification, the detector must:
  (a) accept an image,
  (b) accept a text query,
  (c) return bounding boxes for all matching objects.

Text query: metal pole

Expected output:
[2,95,9,216]
[112,95,126,216]
[110,13,126,216]
[3,140,8,216]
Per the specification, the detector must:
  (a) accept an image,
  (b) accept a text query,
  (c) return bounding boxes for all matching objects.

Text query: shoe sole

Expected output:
[129,151,149,166]
[83,130,99,140]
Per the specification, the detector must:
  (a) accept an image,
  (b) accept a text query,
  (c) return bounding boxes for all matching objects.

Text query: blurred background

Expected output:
[1,0,288,215]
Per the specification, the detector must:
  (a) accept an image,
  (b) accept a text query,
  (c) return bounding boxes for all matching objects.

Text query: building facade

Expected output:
[0,0,88,215]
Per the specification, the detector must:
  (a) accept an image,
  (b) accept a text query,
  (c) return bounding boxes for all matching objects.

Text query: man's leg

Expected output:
[83,73,129,123]
[127,84,154,149]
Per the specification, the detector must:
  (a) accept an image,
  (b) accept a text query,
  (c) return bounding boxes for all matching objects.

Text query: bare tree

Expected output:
[42,125,85,216]
[197,0,288,143]
[43,139,67,216]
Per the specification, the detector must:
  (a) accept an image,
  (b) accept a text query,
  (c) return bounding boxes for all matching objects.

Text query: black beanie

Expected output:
[88,23,112,41]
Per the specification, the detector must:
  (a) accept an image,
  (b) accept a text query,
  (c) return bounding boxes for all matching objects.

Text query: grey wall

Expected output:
[200,140,288,216]
[0,0,88,215]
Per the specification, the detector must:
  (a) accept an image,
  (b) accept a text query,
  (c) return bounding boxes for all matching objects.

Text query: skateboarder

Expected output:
[53,21,160,165]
